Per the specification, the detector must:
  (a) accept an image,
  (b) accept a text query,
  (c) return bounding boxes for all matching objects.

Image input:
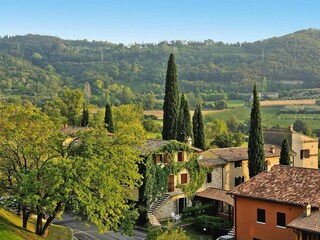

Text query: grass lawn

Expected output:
[0,208,72,240]
[227,100,245,108]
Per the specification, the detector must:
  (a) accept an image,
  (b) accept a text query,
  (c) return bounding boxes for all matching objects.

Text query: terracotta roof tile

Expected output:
[140,139,202,156]
[288,211,320,233]
[230,165,320,208]
[199,158,227,167]
[207,144,294,162]
[196,187,234,206]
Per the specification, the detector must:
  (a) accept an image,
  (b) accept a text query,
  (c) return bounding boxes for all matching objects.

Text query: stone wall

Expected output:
[198,166,223,192]
[154,193,191,220]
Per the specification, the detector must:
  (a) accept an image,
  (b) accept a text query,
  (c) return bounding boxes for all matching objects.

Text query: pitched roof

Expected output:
[199,157,227,167]
[264,128,318,142]
[288,211,320,233]
[206,144,293,162]
[196,187,234,206]
[230,165,320,208]
[140,139,202,156]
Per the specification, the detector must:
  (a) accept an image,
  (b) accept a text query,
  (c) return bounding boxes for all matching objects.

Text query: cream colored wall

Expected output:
[224,156,282,190]
[292,134,318,169]
[224,160,249,190]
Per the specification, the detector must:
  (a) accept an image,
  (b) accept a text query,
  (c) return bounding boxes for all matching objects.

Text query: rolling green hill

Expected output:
[1,29,320,106]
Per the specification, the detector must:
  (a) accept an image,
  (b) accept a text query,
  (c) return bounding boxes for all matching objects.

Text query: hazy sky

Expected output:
[1,0,319,44]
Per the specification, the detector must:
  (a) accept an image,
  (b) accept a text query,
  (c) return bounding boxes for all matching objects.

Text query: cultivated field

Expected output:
[260,99,316,106]
[144,109,226,120]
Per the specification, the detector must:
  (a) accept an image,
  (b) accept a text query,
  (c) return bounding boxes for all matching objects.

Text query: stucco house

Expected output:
[229,165,320,240]
[264,125,318,169]
[195,144,295,220]
[138,139,202,226]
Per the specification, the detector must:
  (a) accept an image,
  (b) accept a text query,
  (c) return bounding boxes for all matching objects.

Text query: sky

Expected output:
[0,0,320,44]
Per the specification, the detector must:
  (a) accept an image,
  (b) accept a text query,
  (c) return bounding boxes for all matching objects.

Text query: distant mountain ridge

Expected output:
[0,29,320,105]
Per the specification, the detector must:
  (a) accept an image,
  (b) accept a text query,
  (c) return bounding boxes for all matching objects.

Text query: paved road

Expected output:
[54,213,147,240]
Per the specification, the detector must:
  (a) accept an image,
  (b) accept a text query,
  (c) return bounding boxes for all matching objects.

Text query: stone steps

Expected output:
[147,213,161,227]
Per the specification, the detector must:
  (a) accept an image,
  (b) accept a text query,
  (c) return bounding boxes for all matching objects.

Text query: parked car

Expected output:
[216,235,234,240]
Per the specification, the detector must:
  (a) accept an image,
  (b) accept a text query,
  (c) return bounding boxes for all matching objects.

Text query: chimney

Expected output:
[270,145,275,153]
[303,203,311,217]
[288,125,293,131]
[64,123,68,129]
[184,136,192,146]
[265,160,271,173]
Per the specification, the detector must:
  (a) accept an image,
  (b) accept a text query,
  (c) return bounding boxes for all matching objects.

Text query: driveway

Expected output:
[54,213,147,240]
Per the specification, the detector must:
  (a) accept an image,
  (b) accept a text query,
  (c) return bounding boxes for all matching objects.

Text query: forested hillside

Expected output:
[1,29,320,107]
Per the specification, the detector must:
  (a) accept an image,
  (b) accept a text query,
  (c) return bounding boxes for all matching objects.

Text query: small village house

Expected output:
[229,165,320,240]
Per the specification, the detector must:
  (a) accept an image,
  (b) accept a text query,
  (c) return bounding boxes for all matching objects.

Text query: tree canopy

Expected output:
[0,102,145,237]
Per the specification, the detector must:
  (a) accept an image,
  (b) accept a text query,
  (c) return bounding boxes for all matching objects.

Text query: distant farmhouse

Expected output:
[264,125,318,169]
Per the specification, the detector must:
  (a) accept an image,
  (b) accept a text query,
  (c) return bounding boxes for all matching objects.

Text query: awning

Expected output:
[196,187,234,206]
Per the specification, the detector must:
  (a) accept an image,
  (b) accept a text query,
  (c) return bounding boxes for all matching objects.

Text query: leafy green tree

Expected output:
[177,94,192,142]
[192,104,205,149]
[104,103,114,133]
[162,54,179,140]
[214,99,227,110]
[248,84,265,178]
[0,103,145,238]
[58,88,84,125]
[293,119,315,137]
[280,137,291,165]
[81,104,89,126]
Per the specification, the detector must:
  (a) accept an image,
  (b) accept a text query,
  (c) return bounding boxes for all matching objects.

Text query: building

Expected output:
[264,126,318,169]
[229,165,320,240]
[195,144,294,221]
[138,139,202,226]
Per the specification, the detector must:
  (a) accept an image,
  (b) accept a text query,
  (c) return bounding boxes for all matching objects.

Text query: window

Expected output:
[207,173,212,183]
[181,173,188,184]
[178,152,185,162]
[257,208,265,223]
[300,149,310,159]
[164,153,169,164]
[235,176,244,186]
[277,212,286,228]
[235,161,242,168]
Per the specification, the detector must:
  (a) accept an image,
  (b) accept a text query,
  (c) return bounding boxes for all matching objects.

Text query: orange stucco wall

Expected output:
[235,197,302,240]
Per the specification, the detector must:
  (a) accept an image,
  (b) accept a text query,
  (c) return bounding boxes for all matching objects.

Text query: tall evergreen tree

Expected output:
[104,103,114,133]
[162,54,179,140]
[177,94,192,142]
[192,104,205,150]
[81,104,89,127]
[248,84,265,177]
[279,137,291,165]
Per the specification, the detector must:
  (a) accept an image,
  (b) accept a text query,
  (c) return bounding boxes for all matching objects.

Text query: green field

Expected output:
[204,106,320,131]
[0,208,72,240]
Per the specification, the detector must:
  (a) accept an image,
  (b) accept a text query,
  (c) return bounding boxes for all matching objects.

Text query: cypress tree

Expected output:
[177,94,192,142]
[104,103,114,133]
[248,84,265,178]
[279,137,291,165]
[162,54,179,140]
[192,104,205,150]
[81,104,89,127]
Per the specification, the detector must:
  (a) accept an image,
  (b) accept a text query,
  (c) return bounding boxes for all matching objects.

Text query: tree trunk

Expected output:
[22,207,29,229]
[39,201,63,238]
[36,211,43,235]
[17,204,22,216]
